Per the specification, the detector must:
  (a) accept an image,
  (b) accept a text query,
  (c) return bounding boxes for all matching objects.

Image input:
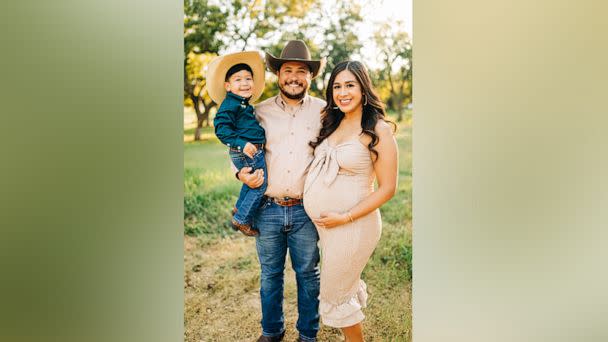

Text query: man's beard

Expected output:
[279,82,307,100]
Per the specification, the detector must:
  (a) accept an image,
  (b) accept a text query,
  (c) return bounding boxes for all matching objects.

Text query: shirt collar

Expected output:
[226,91,250,104]
[276,93,308,110]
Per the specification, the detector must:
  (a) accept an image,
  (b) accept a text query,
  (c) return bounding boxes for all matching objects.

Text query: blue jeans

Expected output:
[229,148,268,226]
[254,199,320,341]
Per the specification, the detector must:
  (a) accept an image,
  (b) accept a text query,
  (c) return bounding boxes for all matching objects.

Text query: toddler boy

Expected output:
[206,51,267,236]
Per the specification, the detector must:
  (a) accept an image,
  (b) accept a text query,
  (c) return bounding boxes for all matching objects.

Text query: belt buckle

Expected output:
[274,197,289,206]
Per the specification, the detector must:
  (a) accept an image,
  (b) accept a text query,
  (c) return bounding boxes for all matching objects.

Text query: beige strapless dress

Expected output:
[303,138,382,328]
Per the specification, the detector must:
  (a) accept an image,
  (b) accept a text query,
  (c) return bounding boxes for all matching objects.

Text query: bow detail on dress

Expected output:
[304,140,340,194]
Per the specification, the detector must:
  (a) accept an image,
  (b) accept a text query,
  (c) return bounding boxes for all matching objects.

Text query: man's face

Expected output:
[277,62,312,100]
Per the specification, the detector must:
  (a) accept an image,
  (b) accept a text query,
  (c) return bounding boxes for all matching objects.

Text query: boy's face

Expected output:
[224,69,254,99]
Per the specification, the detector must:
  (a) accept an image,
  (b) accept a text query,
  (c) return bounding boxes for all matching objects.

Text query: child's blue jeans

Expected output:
[229,147,268,226]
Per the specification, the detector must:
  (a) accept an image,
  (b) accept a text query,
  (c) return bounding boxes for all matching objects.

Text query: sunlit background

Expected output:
[184,0,412,141]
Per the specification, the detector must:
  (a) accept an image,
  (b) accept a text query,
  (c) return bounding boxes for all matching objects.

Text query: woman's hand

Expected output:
[312,211,349,229]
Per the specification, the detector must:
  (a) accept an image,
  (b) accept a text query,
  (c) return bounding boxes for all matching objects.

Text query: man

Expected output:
[236,40,326,342]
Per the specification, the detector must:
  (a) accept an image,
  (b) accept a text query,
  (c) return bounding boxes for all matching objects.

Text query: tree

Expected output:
[315,0,363,95]
[184,0,226,139]
[220,0,319,51]
[183,0,368,138]
[374,21,412,122]
[256,0,363,99]
[220,0,325,100]
[185,52,217,135]
[184,0,322,138]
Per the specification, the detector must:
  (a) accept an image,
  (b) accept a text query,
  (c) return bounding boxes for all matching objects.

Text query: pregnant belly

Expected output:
[304,174,369,219]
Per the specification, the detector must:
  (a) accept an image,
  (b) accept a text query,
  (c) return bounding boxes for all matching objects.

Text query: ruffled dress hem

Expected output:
[319,280,368,328]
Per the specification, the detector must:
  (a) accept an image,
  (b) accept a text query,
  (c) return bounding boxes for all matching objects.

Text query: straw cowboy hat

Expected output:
[266,40,326,79]
[205,51,265,104]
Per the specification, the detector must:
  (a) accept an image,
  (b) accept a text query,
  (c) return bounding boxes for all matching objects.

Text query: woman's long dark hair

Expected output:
[309,61,395,159]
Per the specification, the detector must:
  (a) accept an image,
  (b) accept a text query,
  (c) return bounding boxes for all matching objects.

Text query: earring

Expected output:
[363,95,368,106]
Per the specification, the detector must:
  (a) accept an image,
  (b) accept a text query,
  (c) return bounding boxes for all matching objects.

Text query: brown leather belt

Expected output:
[269,196,303,207]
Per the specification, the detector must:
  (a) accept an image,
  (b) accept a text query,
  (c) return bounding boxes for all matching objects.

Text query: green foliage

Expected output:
[184,0,413,129]
[184,0,226,55]
[316,1,364,92]
[374,21,413,120]
[184,52,215,95]
[184,0,227,128]
[366,221,412,283]
[254,0,364,100]
[184,180,236,236]
[184,142,240,237]
[220,0,320,51]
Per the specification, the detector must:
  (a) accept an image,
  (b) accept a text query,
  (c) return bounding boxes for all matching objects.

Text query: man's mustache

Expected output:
[283,81,303,87]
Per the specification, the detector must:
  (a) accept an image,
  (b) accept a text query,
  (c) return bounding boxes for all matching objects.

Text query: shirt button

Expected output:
[287,170,290,173]
[290,132,294,135]
[292,114,295,117]
[289,151,292,154]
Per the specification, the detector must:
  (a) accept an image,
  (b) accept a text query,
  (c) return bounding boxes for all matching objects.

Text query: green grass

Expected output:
[183,141,241,240]
[184,111,412,340]
[184,125,214,137]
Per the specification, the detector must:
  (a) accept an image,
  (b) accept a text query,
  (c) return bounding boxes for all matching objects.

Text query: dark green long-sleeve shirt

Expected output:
[213,92,266,150]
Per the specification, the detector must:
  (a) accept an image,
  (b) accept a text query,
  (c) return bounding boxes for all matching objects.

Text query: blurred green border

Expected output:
[1,1,183,341]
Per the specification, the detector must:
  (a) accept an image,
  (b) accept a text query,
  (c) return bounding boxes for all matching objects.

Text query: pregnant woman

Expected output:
[303,61,398,341]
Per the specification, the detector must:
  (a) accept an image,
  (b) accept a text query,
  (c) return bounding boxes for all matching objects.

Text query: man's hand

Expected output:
[243,142,257,158]
[238,167,264,189]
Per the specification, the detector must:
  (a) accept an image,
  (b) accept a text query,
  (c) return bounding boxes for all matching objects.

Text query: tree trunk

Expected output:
[386,66,398,114]
[201,97,215,128]
[202,105,211,128]
[191,95,203,141]
[195,118,203,141]
[396,94,404,122]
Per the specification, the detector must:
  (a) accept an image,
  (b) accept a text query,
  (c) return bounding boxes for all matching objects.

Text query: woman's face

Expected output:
[332,69,363,114]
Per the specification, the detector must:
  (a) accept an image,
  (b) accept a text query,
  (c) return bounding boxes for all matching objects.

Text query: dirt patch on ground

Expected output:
[184,235,347,341]
[184,233,410,341]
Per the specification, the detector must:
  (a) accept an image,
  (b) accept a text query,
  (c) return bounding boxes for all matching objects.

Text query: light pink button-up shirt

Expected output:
[255,94,325,199]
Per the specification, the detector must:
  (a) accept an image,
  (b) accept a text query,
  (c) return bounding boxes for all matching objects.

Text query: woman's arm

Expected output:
[312,120,399,228]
